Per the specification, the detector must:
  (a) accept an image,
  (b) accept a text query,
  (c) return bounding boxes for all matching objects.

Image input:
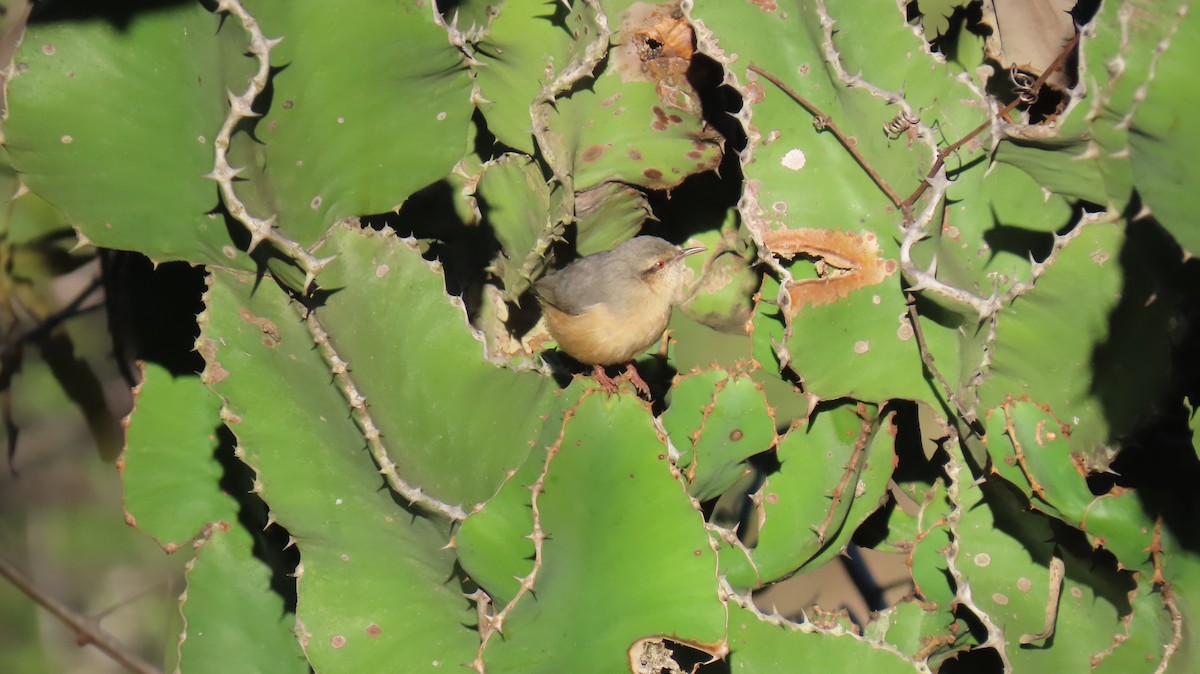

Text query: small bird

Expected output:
[534,235,705,394]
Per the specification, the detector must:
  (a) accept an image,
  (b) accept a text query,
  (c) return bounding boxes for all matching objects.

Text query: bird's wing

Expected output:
[533,258,611,315]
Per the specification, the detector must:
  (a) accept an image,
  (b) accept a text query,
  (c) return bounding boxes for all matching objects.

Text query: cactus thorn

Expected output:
[69,232,94,253]
[246,229,268,254]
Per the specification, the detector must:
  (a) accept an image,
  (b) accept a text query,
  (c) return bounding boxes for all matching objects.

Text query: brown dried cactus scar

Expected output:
[533,236,705,395]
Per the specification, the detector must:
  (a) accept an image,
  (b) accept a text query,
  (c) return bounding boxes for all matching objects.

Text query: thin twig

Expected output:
[748,63,904,209]
[0,555,162,674]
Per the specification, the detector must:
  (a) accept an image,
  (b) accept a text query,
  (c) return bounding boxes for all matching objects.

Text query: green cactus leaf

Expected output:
[662,368,777,501]
[528,2,722,191]
[988,401,1098,523]
[119,363,229,550]
[178,523,308,674]
[1080,490,1157,572]
[1129,8,1200,256]
[574,182,650,256]
[310,223,556,508]
[470,0,584,155]
[245,0,473,248]
[3,2,252,268]
[979,220,1173,458]
[200,268,478,672]
[803,413,895,572]
[993,139,1110,206]
[482,390,726,671]
[693,0,980,234]
[726,604,919,672]
[899,478,954,610]
[722,403,890,589]
[940,483,1156,673]
[476,153,558,299]
[678,225,760,335]
[1090,573,1184,674]
[915,0,970,41]
[865,599,963,666]
[980,408,1045,508]
[442,0,503,39]
[755,279,960,407]
[455,384,586,604]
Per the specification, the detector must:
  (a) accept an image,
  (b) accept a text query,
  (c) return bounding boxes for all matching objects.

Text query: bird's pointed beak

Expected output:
[674,246,706,262]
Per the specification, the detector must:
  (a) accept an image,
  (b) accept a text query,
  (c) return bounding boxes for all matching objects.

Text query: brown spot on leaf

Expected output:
[729,429,743,441]
[628,148,644,161]
[643,168,664,180]
[687,150,702,160]
[366,624,382,638]
[239,307,282,347]
[745,81,766,104]
[750,0,779,11]
[331,635,346,649]
[580,144,607,162]
[764,228,897,315]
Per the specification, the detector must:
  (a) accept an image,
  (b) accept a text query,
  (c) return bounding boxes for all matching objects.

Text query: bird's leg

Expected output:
[591,364,621,393]
[621,362,652,397]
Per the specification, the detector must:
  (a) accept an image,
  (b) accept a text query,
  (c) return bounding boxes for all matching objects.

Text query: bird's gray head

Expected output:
[609,236,705,300]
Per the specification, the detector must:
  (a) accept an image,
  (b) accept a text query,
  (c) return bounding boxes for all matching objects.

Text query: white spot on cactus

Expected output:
[311,196,322,209]
[974,552,991,567]
[222,245,237,260]
[330,635,346,649]
[295,160,303,167]
[781,149,806,170]
[992,592,1009,606]
[1070,586,1082,599]
[897,323,914,341]
[340,554,349,561]
[60,135,73,144]
[853,340,870,354]
[1018,577,1032,592]
[42,44,56,56]
[197,135,206,144]
[1091,250,1110,265]
[772,201,787,214]
[872,295,881,305]
[335,498,343,505]
[337,116,345,125]
[436,111,447,121]
[375,264,390,278]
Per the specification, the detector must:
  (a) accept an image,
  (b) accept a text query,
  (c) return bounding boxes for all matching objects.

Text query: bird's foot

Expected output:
[589,363,652,398]
[592,364,621,394]
[621,363,652,397]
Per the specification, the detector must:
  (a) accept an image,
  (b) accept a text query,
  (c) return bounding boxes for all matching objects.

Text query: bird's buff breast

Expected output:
[542,301,672,366]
